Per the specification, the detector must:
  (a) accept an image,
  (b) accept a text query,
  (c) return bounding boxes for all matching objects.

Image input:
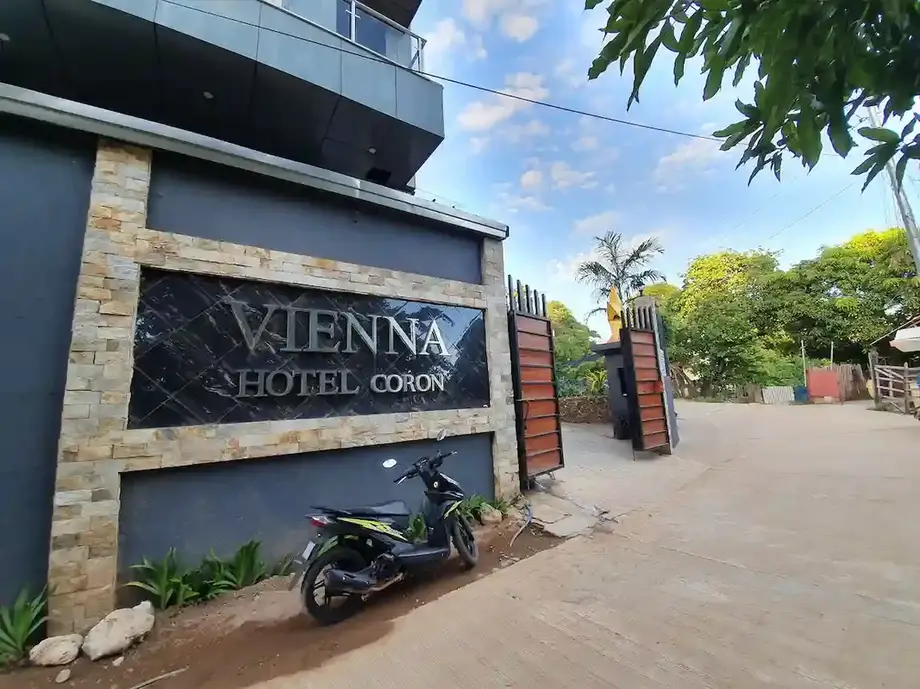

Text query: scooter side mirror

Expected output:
[382,458,398,469]
[436,429,447,442]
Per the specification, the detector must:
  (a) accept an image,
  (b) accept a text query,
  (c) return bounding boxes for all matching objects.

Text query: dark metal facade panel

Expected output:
[0,116,96,604]
[147,152,484,284]
[117,433,494,575]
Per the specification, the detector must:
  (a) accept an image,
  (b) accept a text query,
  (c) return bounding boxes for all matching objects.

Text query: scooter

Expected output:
[289,430,479,624]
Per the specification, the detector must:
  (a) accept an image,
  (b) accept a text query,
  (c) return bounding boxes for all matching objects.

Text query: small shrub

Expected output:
[226,540,268,588]
[185,552,236,602]
[488,497,511,516]
[406,514,427,543]
[0,587,47,666]
[584,369,608,396]
[271,554,295,577]
[127,549,198,610]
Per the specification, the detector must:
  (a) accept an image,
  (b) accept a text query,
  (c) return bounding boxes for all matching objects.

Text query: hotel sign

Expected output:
[128,269,490,429]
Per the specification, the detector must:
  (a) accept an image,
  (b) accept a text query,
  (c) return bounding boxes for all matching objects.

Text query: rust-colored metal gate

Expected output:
[620,300,676,453]
[507,277,564,486]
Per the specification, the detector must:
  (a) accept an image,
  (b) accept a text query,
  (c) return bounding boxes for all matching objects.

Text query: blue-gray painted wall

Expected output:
[0,116,96,604]
[117,433,495,575]
[147,152,484,284]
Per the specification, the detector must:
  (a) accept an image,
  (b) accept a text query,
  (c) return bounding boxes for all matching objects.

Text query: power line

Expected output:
[706,174,805,249]
[173,2,717,143]
[763,181,858,243]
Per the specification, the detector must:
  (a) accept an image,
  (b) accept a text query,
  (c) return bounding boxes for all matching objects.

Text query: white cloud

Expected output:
[504,119,550,142]
[550,161,596,189]
[548,248,600,283]
[500,13,539,42]
[457,73,549,132]
[654,138,725,191]
[520,169,543,189]
[470,34,488,60]
[469,136,490,154]
[494,181,551,213]
[462,0,546,42]
[504,193,551,213]
[462,0,493,27]
[423,18,486,71]
[573,210,621,237]
[572,136,598,152]
[554,57,587,88]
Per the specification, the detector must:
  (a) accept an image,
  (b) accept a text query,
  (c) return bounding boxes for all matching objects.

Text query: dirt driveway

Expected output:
[9,401,920,688]
[250,401,919,688]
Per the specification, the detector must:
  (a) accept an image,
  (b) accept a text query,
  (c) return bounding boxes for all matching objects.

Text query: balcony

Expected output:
[0,0,444,190]
[331,0,425,72]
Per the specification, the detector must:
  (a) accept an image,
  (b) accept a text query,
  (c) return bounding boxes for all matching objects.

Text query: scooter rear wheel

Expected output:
[302,546,366,625]
[450,514,479,569]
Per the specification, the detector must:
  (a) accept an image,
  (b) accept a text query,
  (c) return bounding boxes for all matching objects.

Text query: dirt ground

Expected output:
[2,524,557,689]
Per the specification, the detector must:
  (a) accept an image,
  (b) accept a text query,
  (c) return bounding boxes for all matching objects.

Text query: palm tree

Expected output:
[576,231,665,314]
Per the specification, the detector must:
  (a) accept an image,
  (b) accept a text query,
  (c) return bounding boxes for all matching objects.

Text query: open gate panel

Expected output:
[622,329,670,452]
[509,312,565,481]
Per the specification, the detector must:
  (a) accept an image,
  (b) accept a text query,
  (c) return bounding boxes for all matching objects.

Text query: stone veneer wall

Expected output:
[47,139,518,633]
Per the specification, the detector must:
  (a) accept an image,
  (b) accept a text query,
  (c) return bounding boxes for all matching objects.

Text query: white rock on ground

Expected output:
[54,668,71,684]
[28,634,83,666]
[81,601,155,661]
[479,504,503,525]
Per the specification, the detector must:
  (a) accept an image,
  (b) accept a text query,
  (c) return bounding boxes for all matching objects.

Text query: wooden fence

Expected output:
[871,363,920,414]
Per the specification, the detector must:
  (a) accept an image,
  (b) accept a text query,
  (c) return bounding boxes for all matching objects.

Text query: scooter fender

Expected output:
[287,536,339,591]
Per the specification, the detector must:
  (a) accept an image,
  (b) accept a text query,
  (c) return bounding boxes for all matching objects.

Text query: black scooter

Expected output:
[289,430,479,624]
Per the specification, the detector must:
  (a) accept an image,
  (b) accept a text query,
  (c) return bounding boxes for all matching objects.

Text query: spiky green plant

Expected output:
[226,540,268,588]
[271,553,295,577]
[0,587,47,665]
[127,548,198,610]
[406,514,427,543]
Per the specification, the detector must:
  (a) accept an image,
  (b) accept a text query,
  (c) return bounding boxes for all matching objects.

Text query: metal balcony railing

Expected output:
[335,0,425,72]
[272,0,426,72]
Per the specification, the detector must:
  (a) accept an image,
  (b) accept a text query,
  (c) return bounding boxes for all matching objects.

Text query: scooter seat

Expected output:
[346,500,411,517]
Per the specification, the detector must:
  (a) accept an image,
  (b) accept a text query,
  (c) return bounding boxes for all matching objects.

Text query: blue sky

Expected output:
[409,0,917,335]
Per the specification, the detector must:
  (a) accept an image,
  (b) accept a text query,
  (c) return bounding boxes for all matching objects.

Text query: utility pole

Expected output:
[869,110,920,274]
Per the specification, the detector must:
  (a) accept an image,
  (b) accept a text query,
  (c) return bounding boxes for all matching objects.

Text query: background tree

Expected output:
[547,301,603,397]
[641,282,681,305]
[658,228,918,394]
[576,231,666,313]
[547,301,599,363]
[778,228,920,359]
[586,0,920,189]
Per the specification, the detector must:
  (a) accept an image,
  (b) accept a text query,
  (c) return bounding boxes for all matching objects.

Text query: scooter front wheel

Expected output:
[450,514,479,569]
[301,546,366,625]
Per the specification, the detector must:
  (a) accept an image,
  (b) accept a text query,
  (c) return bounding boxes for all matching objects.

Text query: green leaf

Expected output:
[851,154,879,177]
[660,21,679,51]
[584,0,605,8]
[862,159,889,191]
[703,57,726,101]
[895,154,908,189]
[828,117,853,157]
[673,52,687,84]
[797,111,822,168]
[680,10,703,51]
[628,36,662,108]
[733,53,751,87]
[713,120,749,139]
[858,127,899,144]
[698,0,731,9]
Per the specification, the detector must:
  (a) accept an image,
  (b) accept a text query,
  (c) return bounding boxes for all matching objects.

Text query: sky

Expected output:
[407,0,919,336]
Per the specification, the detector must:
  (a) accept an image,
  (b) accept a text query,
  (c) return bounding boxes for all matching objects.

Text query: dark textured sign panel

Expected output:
[128,269,490,429]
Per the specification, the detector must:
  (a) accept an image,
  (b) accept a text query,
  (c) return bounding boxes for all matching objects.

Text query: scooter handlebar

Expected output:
[392,450,458,483]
